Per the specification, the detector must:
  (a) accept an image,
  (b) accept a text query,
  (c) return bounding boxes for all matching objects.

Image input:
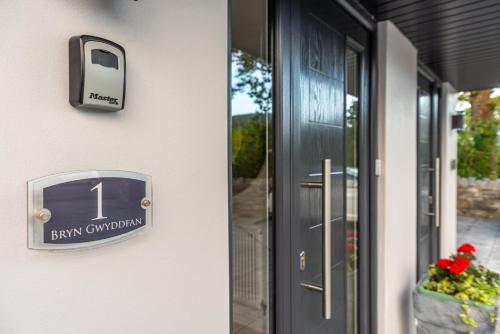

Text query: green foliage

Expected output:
[346,98,359,168]
[460,305,477,334]
[425,265,500,307]
[457,92,500,180]
[458,118,499,179]
[459,313,477,329]
[231,50,271,181]
[232,115,267,179]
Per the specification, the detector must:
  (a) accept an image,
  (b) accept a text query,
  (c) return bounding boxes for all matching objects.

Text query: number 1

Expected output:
[91,182,107,220]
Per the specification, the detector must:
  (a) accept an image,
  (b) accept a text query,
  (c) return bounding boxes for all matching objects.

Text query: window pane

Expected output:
[231,1,272,333]
[346,47,359,334]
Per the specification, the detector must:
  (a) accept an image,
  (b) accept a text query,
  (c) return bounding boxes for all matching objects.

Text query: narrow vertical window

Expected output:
[346,47,359,334]
[231,1,272,333]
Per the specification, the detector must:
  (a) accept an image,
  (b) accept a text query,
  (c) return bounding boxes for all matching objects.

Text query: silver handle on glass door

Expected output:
[322,159,332,320]
[435,157,441,228]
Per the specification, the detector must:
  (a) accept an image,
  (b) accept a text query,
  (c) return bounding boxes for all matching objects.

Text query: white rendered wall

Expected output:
[376,21,418,334]
[440,83,458,257]
[0,1,229,334]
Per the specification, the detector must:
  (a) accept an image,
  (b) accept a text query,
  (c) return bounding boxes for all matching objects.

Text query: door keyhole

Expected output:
[299,251,306,271]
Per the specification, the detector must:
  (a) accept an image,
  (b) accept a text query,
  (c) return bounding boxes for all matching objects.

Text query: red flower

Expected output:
[449,257,470,275]
[436,258,453,269]
[347,242,356,252]
[454,257,470,266]
[457,243,476,254]
[449,263,467,275]
[346,231,358,238]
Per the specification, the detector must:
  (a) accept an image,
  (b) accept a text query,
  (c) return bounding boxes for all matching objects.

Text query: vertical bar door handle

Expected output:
[322,159,332,320]
[435,157,441,228]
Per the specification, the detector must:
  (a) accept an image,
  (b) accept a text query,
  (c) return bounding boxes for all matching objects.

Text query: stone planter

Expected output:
[413,278,499,333]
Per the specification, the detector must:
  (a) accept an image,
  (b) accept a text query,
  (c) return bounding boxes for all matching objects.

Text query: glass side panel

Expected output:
[417,86,433,279]
[231,0,272,333]
[345,47,359,334]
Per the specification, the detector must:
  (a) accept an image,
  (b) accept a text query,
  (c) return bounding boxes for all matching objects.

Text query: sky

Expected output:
[232,92,258,116]
[231,59,264,116]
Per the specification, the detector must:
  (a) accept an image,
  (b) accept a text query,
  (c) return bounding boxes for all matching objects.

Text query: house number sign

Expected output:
[27,171,152,250]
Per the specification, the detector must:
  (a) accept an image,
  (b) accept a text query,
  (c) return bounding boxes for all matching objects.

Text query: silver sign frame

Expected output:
[27,170,152,250]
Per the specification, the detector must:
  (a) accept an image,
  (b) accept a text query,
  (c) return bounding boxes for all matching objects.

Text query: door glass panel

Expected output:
[417,82,434,279]
[345,47,359,334]
[231,0,272,333]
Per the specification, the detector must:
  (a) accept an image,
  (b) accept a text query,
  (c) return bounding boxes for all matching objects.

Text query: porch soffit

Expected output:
[359,0,500,90]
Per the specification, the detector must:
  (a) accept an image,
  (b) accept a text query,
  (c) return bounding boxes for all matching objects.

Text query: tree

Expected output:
[457,90,499,179]
[231,50,272,114]
[231,50,272,181]
[470,90,493,126]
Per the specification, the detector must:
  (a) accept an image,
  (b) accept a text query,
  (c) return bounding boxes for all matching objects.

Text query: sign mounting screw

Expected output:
[141,198,152,209]
[35,208,52,223]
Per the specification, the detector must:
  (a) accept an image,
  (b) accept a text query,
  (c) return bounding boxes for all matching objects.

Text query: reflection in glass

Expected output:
[346,47,359,334]
[417,87,433,277]
[231,1,272,333]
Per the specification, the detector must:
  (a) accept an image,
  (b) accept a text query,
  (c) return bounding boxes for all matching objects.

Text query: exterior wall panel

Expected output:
[440,82,458,257]
[376,20,418,334]
[0,2,229,333]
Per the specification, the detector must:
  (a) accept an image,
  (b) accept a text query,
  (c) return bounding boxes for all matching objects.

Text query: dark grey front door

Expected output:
[417,74,440,279]
[289,1,369,333]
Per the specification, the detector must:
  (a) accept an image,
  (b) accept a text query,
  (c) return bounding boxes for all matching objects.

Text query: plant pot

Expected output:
[413,277,499,334]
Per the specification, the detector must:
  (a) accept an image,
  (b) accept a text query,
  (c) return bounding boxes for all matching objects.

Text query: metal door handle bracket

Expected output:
[300,282,324,292]
[300,182,323,188]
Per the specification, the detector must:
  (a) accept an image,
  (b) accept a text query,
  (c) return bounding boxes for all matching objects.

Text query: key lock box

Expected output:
[69,35,126,111]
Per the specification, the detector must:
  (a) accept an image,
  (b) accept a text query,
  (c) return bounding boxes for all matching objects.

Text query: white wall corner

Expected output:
[377,20,418,334]
[440,82,458,257]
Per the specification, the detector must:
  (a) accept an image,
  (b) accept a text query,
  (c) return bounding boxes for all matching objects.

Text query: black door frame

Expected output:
[273,0,378,333]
